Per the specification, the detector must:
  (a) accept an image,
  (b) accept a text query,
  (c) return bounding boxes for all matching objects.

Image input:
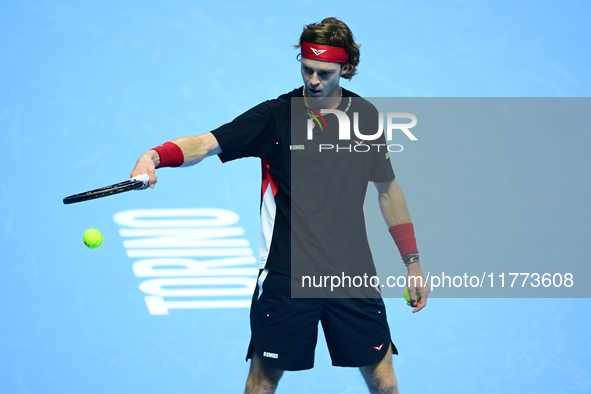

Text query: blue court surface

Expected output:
[2,1,591,393]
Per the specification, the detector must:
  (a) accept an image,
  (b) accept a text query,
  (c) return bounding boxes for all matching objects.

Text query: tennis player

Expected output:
[131,17,429,394]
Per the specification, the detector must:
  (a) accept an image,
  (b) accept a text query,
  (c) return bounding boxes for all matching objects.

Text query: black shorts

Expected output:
[246,269,397,371]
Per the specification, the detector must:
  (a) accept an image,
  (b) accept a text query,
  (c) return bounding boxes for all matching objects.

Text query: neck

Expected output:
[303,86,342,111]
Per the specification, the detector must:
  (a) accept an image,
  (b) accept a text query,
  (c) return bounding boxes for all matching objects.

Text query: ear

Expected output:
[340,64,350,76]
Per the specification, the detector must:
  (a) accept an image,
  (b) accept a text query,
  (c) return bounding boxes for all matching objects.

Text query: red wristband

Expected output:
[153,142,184,168]
[389,223,418,256]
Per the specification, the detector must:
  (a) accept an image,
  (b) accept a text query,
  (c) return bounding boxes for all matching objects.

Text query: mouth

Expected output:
[308,87,322,96]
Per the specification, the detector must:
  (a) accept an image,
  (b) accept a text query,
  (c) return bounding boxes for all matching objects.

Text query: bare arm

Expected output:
[374,179,411,226]
[130,132,222,188]
[375,179,430,313]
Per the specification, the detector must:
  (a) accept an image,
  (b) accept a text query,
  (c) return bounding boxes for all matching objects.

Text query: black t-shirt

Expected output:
[211,87,395,277]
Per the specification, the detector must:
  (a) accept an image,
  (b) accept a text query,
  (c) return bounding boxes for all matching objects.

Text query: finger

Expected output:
[149,174,158,189]
[412,297,427,313]
[408,288,420,307]
[407,300,419,308]
[408,287,419,299]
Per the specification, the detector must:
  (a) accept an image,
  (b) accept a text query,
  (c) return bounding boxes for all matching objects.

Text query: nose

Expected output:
[310,72,320,86]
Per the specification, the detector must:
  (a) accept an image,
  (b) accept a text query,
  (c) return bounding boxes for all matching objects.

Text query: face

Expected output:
[301,58,348,104]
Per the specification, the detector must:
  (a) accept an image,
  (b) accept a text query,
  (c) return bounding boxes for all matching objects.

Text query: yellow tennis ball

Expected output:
[403,287,421,303]
[83,228,103,249]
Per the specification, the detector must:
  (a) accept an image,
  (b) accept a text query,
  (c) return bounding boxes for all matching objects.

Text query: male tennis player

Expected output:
[131,17,429,394]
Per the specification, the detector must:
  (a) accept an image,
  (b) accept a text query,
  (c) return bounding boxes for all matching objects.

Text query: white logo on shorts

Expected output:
[263,351,279,359]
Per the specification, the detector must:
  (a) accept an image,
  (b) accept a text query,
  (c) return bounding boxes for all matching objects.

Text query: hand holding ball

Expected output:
[403,287,421,304]
[83,228,103,249]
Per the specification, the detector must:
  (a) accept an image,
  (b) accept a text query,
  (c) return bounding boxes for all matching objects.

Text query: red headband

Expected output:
[301,42,349,63]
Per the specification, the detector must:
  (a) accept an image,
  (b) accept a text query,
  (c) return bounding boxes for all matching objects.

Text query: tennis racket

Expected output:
[63,174,150,204]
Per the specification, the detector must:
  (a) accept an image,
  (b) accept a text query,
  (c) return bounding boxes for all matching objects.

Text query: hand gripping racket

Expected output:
[63,174,150,204]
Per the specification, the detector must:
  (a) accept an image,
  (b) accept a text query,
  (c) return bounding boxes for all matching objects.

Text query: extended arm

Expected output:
[375,179,430,313]
[130,132,222,188]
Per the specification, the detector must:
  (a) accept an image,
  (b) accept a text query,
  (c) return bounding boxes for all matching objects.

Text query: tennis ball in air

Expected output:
[83,228,103,249]
[403,287,421,303]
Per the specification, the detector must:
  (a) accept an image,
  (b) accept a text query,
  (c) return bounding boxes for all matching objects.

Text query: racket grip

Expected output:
[131,174,150,184]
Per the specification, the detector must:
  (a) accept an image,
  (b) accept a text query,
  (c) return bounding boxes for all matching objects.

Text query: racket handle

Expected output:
[131,174,150,184]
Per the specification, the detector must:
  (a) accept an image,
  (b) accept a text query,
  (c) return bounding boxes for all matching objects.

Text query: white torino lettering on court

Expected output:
[114,208,257,315]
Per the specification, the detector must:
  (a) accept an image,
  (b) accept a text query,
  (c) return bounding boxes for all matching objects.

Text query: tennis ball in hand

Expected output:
[83,228,103,249]
[403,287,421,303]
